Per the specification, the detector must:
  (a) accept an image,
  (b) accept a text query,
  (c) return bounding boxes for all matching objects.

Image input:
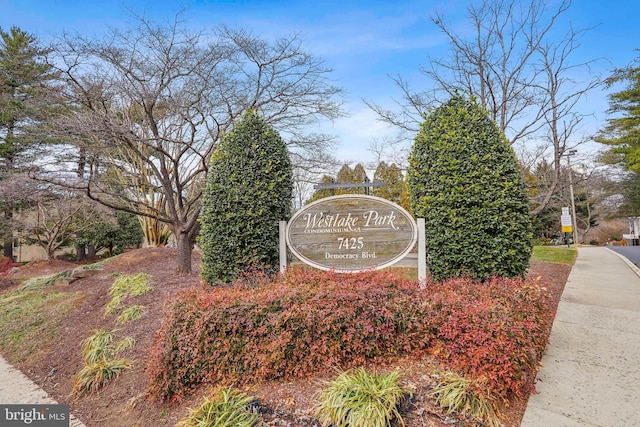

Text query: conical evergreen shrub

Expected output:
[407,95,532,281]
[199,111,293,285]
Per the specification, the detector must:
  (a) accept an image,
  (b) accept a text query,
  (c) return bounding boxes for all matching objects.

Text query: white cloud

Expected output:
[328,105,400,163]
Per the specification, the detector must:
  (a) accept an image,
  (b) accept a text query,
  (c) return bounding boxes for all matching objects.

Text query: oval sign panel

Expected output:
[286,195,417,272]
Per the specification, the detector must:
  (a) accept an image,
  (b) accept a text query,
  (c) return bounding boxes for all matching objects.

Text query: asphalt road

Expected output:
[607,244,640,266]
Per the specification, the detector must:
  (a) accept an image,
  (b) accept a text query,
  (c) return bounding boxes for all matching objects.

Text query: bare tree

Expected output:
[528,26,601,215]
[38,15,344,274]
[21,191,87,260]
[107,142,172,247]
[291,162,339,209]
[366,0,601,215]
[425,0,573,142]
[368,135,411,169]
[289,141,341,209]
[0,172,38,253]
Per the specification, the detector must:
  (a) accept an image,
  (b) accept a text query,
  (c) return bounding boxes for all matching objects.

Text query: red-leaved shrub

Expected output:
[147,268,551,403]
[425,276,552,400]
[0,256,16,276]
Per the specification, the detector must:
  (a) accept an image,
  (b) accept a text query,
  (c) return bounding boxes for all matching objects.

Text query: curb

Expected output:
[605,247,640,278]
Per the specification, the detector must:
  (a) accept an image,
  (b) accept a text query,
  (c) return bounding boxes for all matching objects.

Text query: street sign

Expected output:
[561,211,573,233]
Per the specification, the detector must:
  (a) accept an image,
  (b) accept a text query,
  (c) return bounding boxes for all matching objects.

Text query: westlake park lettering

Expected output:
[285,195,417,272]
[301,210,399,233]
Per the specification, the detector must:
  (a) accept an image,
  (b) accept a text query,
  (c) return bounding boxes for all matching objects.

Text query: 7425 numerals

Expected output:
[337,237,363,250]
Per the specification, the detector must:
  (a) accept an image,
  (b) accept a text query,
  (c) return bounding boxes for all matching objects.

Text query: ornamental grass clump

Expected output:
[74,358,131,395]
[73,329,134,395]
[20,271,72,291]
[116,305,145,324]
[314,368,406,427]
[177,387,259,427]
[105,273,152,316]
[430,371,501,427]
[80,329,116,365]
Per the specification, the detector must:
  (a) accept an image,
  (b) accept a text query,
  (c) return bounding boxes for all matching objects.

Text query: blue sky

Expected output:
[2,0,639,166]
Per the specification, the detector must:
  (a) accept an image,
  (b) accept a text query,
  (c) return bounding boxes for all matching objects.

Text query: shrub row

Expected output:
[147,268,552,402]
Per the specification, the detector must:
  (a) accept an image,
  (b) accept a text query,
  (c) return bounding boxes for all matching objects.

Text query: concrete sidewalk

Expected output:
[521,246,640,426]
[0,356,86,427]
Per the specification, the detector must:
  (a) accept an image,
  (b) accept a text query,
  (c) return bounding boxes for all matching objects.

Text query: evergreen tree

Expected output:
[0,27,57,258]
[352,163,369,194]
[595,56,640,218]
[0,27,55,168]
[618,172,640,216]
[407,95,532,281]
[199,111,293,285]
[306,174,335,204]
[307,163,370,201]
[596,58,640,172]
[373,162,411,212]
[334,164,355,195]
[75,210,144,258]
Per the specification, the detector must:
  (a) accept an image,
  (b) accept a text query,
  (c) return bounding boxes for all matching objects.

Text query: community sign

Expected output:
[285,195,417,272]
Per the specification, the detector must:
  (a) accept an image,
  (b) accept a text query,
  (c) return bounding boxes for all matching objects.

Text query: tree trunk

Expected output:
[3,209,13,259]
[3,136,15,260]
[175,230,193,275]
[77,245,87,261]
[3,239,12,259]
[88,245,96,258]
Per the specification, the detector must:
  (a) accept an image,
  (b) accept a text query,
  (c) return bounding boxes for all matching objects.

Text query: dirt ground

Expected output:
[0,248,570,427]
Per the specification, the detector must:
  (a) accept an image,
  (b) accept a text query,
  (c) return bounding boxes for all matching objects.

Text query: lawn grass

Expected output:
[0,289,84,363]
[19,271,73,291]
[531,246,577,265]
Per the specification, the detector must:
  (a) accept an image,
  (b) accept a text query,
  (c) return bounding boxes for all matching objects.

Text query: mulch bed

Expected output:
[0,248,570,427]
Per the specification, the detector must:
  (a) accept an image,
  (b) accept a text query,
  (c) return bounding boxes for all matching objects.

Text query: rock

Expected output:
[54,277,76,286]
[71,268,102,279]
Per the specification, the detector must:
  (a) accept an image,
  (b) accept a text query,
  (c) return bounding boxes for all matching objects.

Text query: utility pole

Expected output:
[566,150,578,245]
